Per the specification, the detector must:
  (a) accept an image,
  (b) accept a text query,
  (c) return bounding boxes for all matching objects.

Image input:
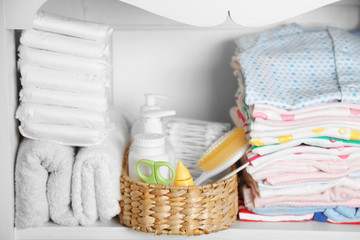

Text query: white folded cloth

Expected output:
[72,111,130,225]
[18,46,110,76]
[16,102,111,129]
[19,121,110,147]
[19,87,109,112]
[33,11,113,42]
[20,29,110,59]
[15,138,78,228]
[20,65,108,94]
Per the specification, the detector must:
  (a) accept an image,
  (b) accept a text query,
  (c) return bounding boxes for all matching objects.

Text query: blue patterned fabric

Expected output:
[252,206,327,216]
[324,207,360,223]
[329,27,360,103]
[236,24,360,109]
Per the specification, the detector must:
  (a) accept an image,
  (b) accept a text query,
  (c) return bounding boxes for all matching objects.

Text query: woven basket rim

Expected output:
[121,165,237,190]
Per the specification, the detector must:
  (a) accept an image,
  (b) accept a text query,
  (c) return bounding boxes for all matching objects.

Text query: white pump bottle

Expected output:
[141,109,177,173]
[129,105,177,182]
[131,93,168,141]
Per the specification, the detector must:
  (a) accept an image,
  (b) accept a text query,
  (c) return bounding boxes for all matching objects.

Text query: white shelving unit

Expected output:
[1,0,360,239]
[14,219,360,240]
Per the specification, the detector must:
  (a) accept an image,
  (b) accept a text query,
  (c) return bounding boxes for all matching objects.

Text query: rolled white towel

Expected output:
[15,138,78,228]
[18,45,110,76]
[72,111,130,225]
[20,29,110,59]
[19,87,109,112]
[19,121,110,147]
[33,11,113,42]
[20,65,109,94]
[16,102,111,129]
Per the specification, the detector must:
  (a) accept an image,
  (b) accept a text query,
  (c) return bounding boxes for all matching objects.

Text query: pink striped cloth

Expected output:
[243,185,360,209]
[230,106,250,136]
[251,159,360,182]
[252,103,360,121]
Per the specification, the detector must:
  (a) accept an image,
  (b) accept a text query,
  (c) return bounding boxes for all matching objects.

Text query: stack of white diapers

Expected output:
[16,11,114,146]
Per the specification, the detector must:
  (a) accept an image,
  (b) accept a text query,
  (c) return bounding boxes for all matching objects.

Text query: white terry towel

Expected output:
[18,46,110,76]
[19,87,109,112]
[16,102,110,129]
[72,111,130,225]
[15,138,78,228]
[19,121,110,147]
[20,29,110,59]
[20,65,109,94]
[33,11,113,42]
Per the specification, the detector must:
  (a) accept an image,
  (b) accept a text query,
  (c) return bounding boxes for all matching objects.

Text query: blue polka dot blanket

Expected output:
[235,24,360,109]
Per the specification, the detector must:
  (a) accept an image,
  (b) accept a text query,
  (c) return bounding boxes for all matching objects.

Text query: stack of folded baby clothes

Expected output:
[16,11,113,146]
[231,23,360,224]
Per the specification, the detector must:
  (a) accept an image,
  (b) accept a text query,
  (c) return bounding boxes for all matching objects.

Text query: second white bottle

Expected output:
[128,133,172,182]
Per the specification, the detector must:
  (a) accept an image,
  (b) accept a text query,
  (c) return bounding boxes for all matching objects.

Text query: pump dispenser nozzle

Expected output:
[141,94,168,113]
[142,110,176,134]
[131,93,170,141]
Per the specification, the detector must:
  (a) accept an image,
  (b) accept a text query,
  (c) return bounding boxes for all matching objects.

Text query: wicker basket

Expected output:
[119,152,238,236]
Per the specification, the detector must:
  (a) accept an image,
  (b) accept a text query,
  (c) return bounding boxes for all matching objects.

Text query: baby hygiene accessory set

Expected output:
[127,93,247,187]
[119,93,245,235]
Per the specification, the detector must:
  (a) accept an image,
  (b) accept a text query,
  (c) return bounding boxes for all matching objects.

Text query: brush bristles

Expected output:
[197,128,247,172]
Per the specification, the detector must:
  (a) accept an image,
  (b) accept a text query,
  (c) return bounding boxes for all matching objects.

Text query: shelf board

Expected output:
[15,218,360,240]
[5,0,348,29]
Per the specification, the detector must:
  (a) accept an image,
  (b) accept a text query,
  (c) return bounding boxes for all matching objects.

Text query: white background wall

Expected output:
[38,0,360,124]
[0,0,359,239]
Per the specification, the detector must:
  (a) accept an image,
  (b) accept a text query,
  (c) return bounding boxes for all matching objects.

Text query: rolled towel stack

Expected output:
[72,111,130,226]
[15,138,77,228]
[16,11,114,146]
[15,111,130,228]
[231,24,360,224]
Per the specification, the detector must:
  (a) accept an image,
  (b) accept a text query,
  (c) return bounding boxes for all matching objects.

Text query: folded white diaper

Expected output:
[16,102,110,129]
[33,11,113,42]
[20,87,109,112]
[20,65,108,94]
[15,11,114,147]
[19,121,110,146]
[18,46,110,76]
[20,29,110,59]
